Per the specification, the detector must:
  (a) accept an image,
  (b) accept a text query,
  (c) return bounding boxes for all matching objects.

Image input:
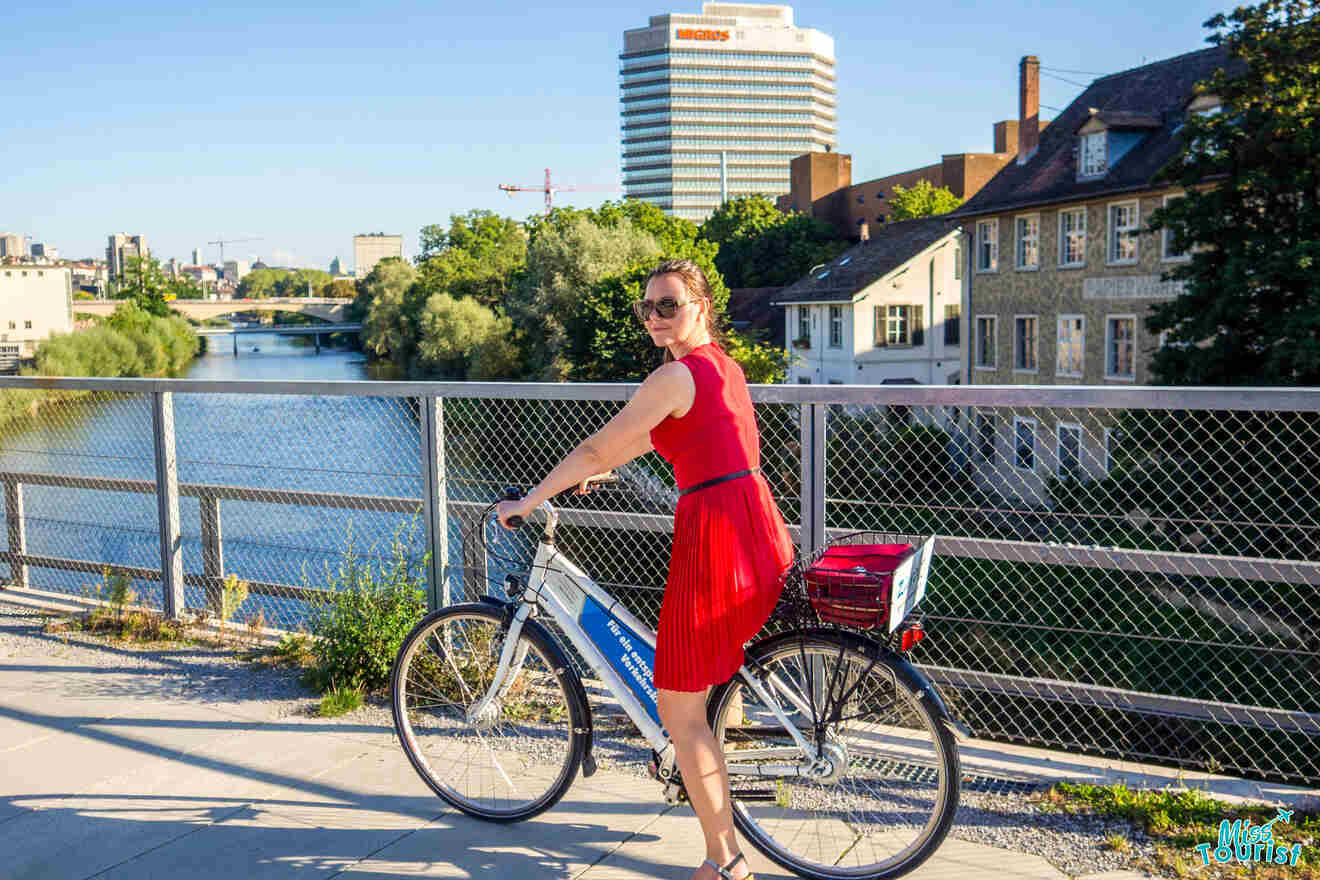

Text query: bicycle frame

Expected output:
[467,501,821,777]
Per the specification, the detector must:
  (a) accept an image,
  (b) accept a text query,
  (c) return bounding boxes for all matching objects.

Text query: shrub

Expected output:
[303,518,428,693]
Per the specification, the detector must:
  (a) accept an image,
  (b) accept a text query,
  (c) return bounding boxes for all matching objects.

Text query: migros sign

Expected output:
[675,28,730,40]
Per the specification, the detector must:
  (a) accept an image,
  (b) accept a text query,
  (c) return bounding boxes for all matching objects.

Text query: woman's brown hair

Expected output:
[645,259,727,363]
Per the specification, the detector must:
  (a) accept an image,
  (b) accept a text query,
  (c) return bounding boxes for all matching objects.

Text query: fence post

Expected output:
[799,401,826,559]
[151,391,185,618]
[5,478,28,589]
[420,395,449,612]
[199,491,224,614]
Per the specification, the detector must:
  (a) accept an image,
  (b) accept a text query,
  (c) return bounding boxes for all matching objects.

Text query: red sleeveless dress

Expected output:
[649,342,794,692]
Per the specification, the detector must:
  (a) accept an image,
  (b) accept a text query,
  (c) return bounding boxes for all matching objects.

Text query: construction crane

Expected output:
[498,169,621,216]
[207,236,263,265]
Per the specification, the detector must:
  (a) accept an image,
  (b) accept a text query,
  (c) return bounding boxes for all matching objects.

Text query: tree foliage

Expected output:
[887,181,964,221]
[114,256,183,317]
[417,210,527,308]
[359,259,421,363]
[415,292,514,377]
[699,196,849,288]
[238,268,335,299]
[1147,0,1320,385]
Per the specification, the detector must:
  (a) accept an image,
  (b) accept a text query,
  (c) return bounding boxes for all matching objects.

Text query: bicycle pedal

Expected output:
[662,780,689,805]
[730,789,778,802]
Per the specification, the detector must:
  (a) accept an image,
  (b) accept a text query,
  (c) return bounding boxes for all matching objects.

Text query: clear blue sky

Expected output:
[1,0,1226,270]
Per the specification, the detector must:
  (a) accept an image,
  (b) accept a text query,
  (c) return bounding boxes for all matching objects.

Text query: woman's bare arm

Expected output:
[499,363,690,523]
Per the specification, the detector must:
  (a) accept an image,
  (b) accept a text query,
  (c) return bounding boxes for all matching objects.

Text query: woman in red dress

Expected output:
[498,259,793,880]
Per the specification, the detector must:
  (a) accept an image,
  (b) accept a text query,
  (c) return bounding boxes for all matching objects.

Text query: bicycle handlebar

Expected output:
[500,475,619,530]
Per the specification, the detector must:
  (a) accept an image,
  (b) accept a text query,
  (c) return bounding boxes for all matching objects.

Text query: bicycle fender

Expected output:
[744,628,973,743]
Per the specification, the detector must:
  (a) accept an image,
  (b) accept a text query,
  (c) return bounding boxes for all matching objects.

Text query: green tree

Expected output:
[699,196,849,288]
[359,259,420,364]
[114,256,173,317]
[887,181,964,221]
[415,292,514,376]
[238,268,282,299]
[1147,0,1320,386]
[417,210,527,308]
[511,212,663,379]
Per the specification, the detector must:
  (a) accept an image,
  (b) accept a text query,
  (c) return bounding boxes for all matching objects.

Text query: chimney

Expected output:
[1018,55,1040,164]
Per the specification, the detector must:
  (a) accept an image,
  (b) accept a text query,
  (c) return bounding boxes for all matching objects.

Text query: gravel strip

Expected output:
[1,601,1161,878]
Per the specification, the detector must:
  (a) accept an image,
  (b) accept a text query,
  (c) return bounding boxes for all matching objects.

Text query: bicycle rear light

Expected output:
[899,620,925,652]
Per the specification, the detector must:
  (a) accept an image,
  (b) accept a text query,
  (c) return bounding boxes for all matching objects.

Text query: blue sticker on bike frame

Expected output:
[578,597,662,727]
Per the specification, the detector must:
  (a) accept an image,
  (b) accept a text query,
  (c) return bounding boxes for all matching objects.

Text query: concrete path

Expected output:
[0,648,1154,880]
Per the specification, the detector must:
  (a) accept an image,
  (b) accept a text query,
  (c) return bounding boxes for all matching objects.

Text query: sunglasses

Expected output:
[632,296,692,322]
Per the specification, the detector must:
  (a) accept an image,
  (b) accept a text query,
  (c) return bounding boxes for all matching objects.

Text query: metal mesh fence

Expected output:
[0,378,1316,786]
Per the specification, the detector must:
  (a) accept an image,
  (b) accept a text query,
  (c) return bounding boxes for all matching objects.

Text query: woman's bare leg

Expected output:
[658,687,750,880]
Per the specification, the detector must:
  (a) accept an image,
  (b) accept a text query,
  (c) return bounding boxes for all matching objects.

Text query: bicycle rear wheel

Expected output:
[708,630,959,879]
[391,603,588,822]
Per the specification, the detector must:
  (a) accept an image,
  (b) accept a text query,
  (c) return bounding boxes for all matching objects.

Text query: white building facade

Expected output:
[0,266,73,361]
[774,219,965,387]
[621,3,836,222]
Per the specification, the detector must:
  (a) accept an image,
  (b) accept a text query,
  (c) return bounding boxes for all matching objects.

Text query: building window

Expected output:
[1106,315,1136,379]
[1057,315,1085,377]
[1104,427,1121,474]
[1162,194,1189,261]
[1059,207,1086,266]
[1014,316,1038,371]
[6,322,13,330]
[797,376,812,384]
[1058,423,1083,479]
[1080,131,1107,177]
[944,304,960,346]
[976,219,998,272]
[1014,417,1037,471]
[975,316,996,368]
[1015,215,1039,269]
[878,305,923,346]
[954,242,963,280]
[1109,201,1139,263]
[23,320,31,329]
[828,305,843,348]
[976,411,996,461]
[797,306,810,344]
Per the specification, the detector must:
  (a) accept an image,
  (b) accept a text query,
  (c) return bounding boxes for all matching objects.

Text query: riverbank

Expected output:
[0,304,200,435]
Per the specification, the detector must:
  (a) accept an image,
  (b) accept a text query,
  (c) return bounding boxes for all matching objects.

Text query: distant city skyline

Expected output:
[2,0,1226,269]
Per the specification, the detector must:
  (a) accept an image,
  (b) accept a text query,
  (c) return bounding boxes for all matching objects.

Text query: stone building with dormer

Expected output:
[949,47,1231,495]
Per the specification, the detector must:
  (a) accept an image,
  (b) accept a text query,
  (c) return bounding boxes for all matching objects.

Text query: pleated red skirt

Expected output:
[653,472,794,692]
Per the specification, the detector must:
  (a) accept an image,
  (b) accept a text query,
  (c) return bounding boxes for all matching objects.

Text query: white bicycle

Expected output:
[391,484,968,879]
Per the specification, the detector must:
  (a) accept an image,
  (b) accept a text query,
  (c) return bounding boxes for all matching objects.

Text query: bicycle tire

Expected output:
[708,628,960,879]
[391,603,589,822]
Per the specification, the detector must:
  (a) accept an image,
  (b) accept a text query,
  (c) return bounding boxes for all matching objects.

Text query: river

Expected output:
[0,329,477,629]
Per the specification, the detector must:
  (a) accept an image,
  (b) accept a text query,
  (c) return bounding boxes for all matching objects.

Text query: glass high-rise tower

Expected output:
[620,3,836,222]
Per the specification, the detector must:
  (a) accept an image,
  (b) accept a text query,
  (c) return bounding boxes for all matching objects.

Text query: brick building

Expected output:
[775,119,1046,238]
[949,48,1233,497]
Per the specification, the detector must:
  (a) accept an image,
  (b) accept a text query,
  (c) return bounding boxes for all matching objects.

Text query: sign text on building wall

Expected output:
[1083,276,1186,300]
[675,28,730,40]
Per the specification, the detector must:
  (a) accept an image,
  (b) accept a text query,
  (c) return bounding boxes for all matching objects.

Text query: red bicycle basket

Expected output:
[803,543,913,629]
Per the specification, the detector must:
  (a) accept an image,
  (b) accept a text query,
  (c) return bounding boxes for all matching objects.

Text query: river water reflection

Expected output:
[0,330,472,628]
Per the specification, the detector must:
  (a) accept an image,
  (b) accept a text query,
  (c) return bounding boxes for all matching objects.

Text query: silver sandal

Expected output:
[702,852,753,880]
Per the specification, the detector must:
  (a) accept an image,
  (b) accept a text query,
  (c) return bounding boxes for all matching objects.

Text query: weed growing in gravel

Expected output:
[1103,833,1130,853]
[301,518,428,695]
[318,685,364,717]
[1039,782,1318,879]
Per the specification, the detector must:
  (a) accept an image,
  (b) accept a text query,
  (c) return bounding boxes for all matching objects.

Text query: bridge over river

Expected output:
[75,297,353,324]
[194,322,363,355]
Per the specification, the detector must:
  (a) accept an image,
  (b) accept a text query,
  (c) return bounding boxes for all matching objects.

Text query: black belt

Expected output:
[678,467,760,496]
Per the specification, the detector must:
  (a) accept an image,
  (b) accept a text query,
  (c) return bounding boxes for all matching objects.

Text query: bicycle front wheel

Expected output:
[708,630,959,879]
[391,603,588,822]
